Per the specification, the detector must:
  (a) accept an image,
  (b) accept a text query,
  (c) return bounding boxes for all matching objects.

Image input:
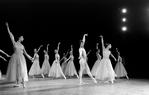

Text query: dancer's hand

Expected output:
[6,22,8,27]
[84,34,88,36]
[99,35,103,38]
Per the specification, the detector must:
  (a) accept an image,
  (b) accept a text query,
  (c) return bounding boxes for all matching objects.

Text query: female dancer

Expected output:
[5,22,32,88]
[41,44,51,78]
[64,45,79,78]
[114,48,129,79]
[29,45,43,78]
[48,42,66,79]
[0,49,11,79]
[61,52,69,74]
[78,34,97,85]
[95,35,117,84]
[91,43,102,76]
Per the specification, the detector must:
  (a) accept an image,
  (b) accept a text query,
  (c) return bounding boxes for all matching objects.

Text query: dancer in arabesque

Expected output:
[5,22,32,88]
[95,35,117,84]
[78,33,97,85]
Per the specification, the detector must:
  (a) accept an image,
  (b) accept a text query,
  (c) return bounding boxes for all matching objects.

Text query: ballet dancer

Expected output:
[91,43,102,76]
[78,34,97,85]
[114,48,129,79]
[48,42,66,79]
[65,45,79,78]
[95,35,117,84]
[5,22,32,88]
[29,45,43,78]
[41,44,51,78]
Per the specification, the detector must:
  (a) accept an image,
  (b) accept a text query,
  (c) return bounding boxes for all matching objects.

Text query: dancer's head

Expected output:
[18,36,24,42]
[55,50,58,54]
[106,43,112,49]
[43,50,46,54]
[80,40,84,48]
[34,49,37,53]
[70,51,72,55]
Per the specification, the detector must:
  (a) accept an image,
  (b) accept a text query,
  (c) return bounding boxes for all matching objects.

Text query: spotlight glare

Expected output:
[122,26,127,31]
[122,8,127,13]
[122,18,126,22]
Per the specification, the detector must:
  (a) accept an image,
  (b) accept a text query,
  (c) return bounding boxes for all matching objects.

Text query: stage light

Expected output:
[122,26,127,31]
[122,8,127,13]
[122,18,126,22]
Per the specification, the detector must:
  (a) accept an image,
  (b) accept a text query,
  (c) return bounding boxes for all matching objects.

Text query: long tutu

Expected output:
[95,58,116,81]
[61,61,67,75]
[29,59,41,76]
[41,59,50,75]
[114,62,127,77]
[6,52,28,82]
[65,60,78,76]
[91,59,100,76]
[48,61,64,78]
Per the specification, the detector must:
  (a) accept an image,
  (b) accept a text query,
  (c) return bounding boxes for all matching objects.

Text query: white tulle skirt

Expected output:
[29,59,41,76]
[114,62,127,77]
[95,58,117,81]
[41,59,50,75]
[65,60,78,76]
[91,59,100,76]
[61,62,67,75]
[5,52,28,82]
[48,61,64,78]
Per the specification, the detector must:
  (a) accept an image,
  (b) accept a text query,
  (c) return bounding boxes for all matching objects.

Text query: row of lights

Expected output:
[121,8,127,32]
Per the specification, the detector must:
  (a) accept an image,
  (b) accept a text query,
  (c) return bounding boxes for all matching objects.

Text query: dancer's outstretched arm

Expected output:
[0,49,11,57]
[6,22,16,45]
[82,33,88,45]
[111,53,117,61]
[0,55,7,61]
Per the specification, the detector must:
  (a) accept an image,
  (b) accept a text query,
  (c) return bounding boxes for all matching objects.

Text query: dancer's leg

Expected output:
[79,65,85,84]
[85,64,97,83]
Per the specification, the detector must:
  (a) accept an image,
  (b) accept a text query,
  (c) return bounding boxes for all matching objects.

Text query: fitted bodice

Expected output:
[45,54,49,60]
[14,42,24,53]
[55,53,60,61]
[103,49,110,58]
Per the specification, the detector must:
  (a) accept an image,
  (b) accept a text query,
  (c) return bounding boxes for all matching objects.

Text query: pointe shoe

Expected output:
[14,84,20,87]
[79,81,85,85]
[41,74,44,78]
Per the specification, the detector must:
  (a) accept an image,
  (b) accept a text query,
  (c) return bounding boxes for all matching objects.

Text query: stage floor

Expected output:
[0,76,149,95]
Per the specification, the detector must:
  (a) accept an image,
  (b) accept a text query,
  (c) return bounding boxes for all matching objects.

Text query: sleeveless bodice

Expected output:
[14,42,24,54]
[45,54,49,60]
[55,53,60,61]
[103,49,110,58]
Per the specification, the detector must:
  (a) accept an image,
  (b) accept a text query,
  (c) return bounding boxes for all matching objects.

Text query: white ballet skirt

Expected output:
[48,60,64,78]
[114,61,127,77]
[61,60,68,75]
[91,59,101,76]
[5,42,28,82]
[29,54,41,76]
[95,49,117,81]
[41,54,50,75]
[65,55,78,76]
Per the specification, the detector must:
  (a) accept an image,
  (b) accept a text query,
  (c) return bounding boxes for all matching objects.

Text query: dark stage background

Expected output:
[0,0,149,78]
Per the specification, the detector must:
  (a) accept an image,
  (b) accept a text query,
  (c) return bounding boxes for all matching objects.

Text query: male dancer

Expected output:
[78,33,97,85]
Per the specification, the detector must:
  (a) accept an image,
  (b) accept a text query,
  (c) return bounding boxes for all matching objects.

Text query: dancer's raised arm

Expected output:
[6,22,16,45]
[82,33,88,45]
[99,35,105,51]
[37,45,43,53]
[46,44,49,53]
[57,42,61,52]
[96,43,99,50]
[0,55,7,61]
[0,49,11,57]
